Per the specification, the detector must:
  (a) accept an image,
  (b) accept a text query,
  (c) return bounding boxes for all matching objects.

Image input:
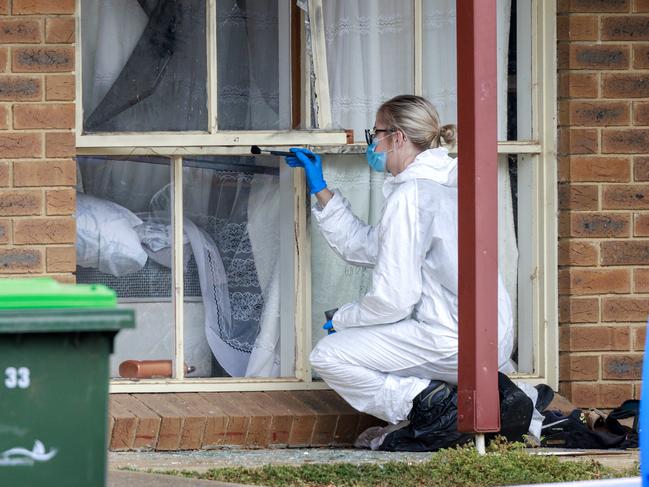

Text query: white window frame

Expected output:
[75,0,557,392]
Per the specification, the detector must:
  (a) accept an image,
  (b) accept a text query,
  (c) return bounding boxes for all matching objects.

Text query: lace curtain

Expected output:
[79,0,284,377]
[314,0,518,361]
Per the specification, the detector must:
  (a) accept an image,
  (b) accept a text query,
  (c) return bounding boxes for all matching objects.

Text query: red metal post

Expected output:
[456,0,501,433]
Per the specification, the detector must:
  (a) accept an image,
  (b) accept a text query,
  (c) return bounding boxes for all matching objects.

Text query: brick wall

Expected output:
[0,1,76,281]
[558,0,649,408]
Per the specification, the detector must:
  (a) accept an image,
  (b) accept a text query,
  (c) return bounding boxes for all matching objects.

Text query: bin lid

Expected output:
[0,277,116,309]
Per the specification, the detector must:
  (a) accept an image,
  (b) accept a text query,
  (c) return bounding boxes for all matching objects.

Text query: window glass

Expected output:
[422,0,533,141]
[81,0,208,132]
[75,156,175,379]
[322,0,414,142]
[216,0,292,130]
[182,156,288,377]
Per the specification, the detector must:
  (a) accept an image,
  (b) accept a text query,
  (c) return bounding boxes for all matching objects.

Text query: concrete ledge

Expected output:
[108,391,384,451]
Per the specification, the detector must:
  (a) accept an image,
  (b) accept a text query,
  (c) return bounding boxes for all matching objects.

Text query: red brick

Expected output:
[558,0,630,12]
[558,240,599,266]
[45,132,74,157]
[603,74,649,98]
[14,217,75,244]
[12,47,74,73]
[568,212,630,237]
[0,247,42,273]
[558,184,599,210]
[0,19,41,43]
[558,15,599,41]
[109,398,137,451]
[0,1,7,15]
[46,188,74,215]
[0,48,6,72]
[560,354,600,381]
[562,101,629,126]
[559,72,598,99]
[559,268,630,295]
[636,0,649,11]
[46,246,75,272]
[633,213,649,235]
[0,76,41,101]
[559,297,600,323]
[560,325,630,352]
[0,133,41,158]
[164,395,208,451]
[131,394,183,451]
[634,157,649,181]
[567,156,630,182]
[558,44,629,70]
[560,382,633,408]
[12,0,75,15]
[602,354,643,379]
[634,268,649,291]
[603,184,649,208]
[0,105,8,129]
[633,325,646,350]
[14,103,74,130]
[603,297,649,321]
[601,240,649,264]
[603,129,649,154]
[14,159,75,186]
[0,189,41,216]
[0,219,9,243]
[45,18,74,44]
[633,45,649,68]
[602,15,649,40]
[633,102,649,125]
[45,75,74,101]
[199,393,250,447]
[558,128,598,156]
[0,161,8,186]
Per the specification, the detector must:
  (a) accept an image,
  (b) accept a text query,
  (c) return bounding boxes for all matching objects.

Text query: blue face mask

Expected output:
[366,142,387,172]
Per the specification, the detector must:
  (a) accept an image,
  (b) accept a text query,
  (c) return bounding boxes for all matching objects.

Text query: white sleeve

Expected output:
[312,189,379,267]
[332,188,425,330]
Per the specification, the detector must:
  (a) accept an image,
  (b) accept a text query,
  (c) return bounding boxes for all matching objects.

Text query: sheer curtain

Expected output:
[314,1,518,361]
[79,0,285,377]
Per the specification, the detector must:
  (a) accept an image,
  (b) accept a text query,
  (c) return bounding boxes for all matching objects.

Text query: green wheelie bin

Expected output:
[0,278,134,487]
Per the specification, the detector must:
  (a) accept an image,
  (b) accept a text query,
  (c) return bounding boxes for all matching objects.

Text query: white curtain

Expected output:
[315,0,518,362]
[79,0,284,377]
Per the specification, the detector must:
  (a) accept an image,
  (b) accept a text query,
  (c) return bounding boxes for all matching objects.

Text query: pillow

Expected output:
[76,193,148,277]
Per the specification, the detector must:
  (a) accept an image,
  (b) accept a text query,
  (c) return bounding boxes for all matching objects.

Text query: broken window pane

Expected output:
[81,0,208,133]
[216,0,292,130]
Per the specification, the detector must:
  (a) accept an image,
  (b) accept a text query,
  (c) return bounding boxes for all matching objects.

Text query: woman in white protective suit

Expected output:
[285,95,514,425]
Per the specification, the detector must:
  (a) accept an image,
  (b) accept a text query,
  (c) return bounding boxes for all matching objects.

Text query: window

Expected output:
[310,0,558,386]
[76,0,557,391]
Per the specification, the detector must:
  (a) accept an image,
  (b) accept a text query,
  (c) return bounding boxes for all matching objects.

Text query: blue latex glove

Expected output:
[285,148,327,194]
[323,320,336,335]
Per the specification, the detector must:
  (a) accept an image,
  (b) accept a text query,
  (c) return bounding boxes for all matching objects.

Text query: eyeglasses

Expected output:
[365,128,393,145]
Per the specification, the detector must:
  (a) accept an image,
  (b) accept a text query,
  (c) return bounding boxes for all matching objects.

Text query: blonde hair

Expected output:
[377,95,457,151]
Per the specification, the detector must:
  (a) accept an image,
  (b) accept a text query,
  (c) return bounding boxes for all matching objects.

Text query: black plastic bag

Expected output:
[379,373,533,452]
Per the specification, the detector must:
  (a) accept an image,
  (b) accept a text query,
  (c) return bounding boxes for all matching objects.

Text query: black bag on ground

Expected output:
[486,372,534,443]
[540,409,627,449]
[379,372,533,452]
[379,380,472,452]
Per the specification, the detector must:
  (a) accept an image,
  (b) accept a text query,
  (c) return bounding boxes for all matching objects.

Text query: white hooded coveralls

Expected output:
[310,148,515,424]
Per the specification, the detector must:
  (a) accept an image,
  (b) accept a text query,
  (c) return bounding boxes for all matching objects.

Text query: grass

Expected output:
[154,441,639,487]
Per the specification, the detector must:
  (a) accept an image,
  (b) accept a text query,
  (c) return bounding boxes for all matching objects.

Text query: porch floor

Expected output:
[108,391,384,451]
